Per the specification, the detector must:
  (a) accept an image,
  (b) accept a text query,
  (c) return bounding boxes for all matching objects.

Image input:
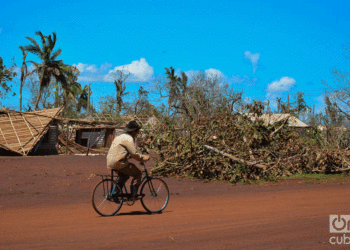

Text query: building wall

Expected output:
[75,129,106,148]
[31,123,59,155]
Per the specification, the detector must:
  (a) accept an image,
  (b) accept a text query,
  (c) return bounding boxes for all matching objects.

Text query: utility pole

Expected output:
[287,94,290,113]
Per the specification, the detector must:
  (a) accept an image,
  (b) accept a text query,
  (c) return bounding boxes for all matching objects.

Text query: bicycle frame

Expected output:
[92,157,169,215]
[99,161,152,197]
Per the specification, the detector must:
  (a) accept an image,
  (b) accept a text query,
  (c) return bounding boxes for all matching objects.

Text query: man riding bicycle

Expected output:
[107,121,150,201]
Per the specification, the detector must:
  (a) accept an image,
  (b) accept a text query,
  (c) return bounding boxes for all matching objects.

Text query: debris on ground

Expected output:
[144,111,350,183]
[58,135,107,155]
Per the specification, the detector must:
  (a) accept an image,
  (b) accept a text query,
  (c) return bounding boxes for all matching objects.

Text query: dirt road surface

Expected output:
[1,155,349,249]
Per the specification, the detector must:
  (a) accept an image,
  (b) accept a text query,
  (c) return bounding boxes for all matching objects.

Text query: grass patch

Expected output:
[170,172,350,186]
[281,173,328,180]
[281,173,350,184]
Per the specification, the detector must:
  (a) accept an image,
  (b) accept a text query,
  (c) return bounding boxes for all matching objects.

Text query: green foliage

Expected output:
[132,86,153,115]
[245,100,265,116]
[113,70,130,116]
[317,95,345,127]
[23,31,71,110]
[276,92,309,117]
[99,95,116,114]
[0,57,17,100]
[159,67,243,123]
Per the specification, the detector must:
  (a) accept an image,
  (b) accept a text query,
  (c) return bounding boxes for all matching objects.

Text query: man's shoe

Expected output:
[110,189,121,204]
[132,194,145,201]
[130,185,141,201]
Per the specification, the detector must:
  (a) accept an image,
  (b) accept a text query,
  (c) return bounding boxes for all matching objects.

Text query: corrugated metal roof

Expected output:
[0,107,63,155]
[242,113,310,128]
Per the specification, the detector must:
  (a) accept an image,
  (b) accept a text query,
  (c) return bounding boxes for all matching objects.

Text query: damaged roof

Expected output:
[241,113,310,128]
[0,107,63,155]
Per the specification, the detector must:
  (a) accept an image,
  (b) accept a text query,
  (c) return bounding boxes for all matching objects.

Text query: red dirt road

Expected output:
[1,155,350,249]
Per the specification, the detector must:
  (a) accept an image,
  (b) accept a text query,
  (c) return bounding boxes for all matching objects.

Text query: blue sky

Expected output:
[0,0,349,112]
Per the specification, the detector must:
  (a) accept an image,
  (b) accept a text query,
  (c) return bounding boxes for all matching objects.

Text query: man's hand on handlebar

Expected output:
[143,155,150,161]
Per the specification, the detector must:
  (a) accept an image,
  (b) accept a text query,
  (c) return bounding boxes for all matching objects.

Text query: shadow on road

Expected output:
[116,210,173,216]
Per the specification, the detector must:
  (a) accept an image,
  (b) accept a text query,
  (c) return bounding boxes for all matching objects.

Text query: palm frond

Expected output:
[26,60,41,67]
[19,46,28,58]
[24,36,41,52]
[22,44,42,57]
[48,32,57,50]
[35,31,47,52]
[51,49,62,60]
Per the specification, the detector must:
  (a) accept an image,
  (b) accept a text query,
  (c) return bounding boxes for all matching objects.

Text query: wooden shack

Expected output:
[75,125,123,148]
[0,107,62,156]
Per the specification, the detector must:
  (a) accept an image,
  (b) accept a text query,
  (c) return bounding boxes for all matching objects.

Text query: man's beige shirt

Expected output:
[107,133,144,170]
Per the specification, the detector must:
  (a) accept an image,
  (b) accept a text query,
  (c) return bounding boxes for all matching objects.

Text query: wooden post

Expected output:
[66,122,69,155]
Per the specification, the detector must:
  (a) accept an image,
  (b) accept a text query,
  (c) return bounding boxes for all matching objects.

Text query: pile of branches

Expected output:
[144,111,350,183]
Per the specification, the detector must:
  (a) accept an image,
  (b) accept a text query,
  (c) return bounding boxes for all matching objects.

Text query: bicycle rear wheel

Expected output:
[92,179,123,216]
[141,178,169,213]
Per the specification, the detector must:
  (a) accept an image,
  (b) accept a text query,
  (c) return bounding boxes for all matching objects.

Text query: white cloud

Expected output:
[205,68,223,78]
[183,70,198,78]
[183,68,223,80]
[73,63,98,73]
[244,51,260,73]
[73,63,86,73]
[78,75,103,82]
[100,62,113,71]
[267,77,296,92]
[72,62,114,82]
[103,58,154,82]
[86,65,97,73]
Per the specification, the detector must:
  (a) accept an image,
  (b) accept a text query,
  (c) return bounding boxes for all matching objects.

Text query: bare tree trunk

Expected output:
[19,80,23,112]
[34,73,46,111]
[34,85,43,111]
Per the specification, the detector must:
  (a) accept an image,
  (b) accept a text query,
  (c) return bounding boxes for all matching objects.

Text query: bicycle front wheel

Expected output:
[141,178,169,213]
[92,179,123,216]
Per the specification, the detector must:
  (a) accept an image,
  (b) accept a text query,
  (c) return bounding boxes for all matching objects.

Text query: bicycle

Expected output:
[91,159,169,216]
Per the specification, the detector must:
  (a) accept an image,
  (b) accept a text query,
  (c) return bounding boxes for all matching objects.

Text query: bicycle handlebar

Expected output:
[140,146,149,155]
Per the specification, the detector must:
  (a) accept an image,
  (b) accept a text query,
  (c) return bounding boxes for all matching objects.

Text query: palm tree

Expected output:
[23,31,69,110]
[165,67,179,109]
[62,65,82,105]
[76,84,90,113]
[0,57,16,98]
[58,65,88,117]
[18,46,28,112]
[114,70,130,116]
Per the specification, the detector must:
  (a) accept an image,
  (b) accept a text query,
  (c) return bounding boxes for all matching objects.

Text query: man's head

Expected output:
[124,121,142,137]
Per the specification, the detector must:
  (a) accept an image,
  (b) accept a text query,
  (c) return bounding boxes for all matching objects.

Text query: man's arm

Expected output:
[122,137,149,162]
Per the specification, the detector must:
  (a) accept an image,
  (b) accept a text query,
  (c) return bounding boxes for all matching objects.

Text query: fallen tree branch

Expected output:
[151,149,191,172]
[164,161,182,166]
[269,117,289,138]
[58,135,107,155]
[203,145,268,170]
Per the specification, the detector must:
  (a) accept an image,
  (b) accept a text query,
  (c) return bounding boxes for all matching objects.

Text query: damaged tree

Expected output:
[145,106,350,183]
